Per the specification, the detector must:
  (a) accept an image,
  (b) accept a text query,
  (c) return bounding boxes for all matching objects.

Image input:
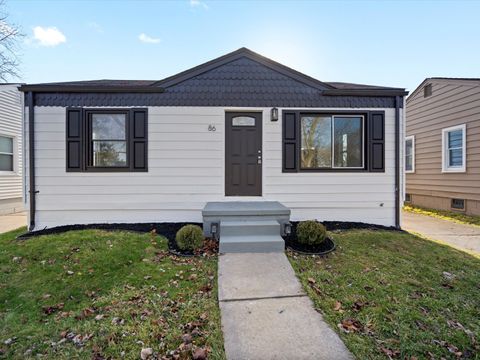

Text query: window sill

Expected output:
[405,170,415,174]
[0,171,18,176]
[442,168,466,173]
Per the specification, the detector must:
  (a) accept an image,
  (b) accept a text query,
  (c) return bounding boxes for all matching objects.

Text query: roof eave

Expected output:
[18,85,165,93]
[322,89,409,97]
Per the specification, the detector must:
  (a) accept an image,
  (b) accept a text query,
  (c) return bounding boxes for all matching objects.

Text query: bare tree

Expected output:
[0,0,22,82]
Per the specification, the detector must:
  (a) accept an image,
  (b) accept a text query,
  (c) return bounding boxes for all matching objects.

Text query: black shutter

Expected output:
[130,108,148,171]
[66,108,83,172]
[368,111,385,172]
[282,111,298,172]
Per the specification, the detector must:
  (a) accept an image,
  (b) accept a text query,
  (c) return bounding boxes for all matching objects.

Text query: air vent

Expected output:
[424,84,432,98]
[405,194,412,202]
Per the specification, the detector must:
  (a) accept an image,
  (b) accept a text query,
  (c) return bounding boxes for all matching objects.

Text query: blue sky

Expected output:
[8,0,480,92]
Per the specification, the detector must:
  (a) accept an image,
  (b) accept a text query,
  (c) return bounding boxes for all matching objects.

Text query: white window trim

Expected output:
[0,134,16,175]
[405,135,415,173]
[442,124,466,173]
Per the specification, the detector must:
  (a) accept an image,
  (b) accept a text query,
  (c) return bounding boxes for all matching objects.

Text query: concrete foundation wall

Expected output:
[0,197,24,215]
[407,193,480,216]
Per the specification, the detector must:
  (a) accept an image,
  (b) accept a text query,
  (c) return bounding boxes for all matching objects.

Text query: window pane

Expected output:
[448,130,463,149]
[301,116,332,168]
[92,114,126,140]
[449,148,463,167]
[0,136,13,154]
[232,116,255,126]
[0,154,13,171]
[405,139,412,171]
[333,117,363,168]
[93,141,127,167]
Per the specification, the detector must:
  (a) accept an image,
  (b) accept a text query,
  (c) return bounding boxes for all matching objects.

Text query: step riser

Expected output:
[204,215,289,237]
[219,240,285,253]
[221,223,280,237]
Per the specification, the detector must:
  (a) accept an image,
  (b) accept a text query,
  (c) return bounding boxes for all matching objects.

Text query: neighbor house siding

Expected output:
[0,85,23,215]
[26,106,400,230]
[406,79,480,214]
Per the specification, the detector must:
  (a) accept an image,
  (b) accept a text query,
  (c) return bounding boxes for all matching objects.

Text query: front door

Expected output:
[225,112,262,196]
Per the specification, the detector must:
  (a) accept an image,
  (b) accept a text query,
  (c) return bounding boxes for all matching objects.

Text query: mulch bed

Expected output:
[283,221,399,255]
[17,222,218,256]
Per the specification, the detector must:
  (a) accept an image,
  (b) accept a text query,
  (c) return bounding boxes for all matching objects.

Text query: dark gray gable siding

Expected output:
[33,57,398,108]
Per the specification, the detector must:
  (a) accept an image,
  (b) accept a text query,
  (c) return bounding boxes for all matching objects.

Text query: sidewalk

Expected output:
[0,212,27,234]
[402,211,480,255]
[218,252,352,360]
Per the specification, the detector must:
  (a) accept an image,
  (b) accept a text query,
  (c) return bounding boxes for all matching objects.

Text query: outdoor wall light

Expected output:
[210,222,219,239]
[284,222,292,236]
[271,107,279,122]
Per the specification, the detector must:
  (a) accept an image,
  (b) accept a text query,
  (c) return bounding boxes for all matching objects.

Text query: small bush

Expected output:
[175,224,204,251]
[297,220,327,246]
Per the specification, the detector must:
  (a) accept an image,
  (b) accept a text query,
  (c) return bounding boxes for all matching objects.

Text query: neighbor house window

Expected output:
[301,115,364,169]
[442,124,466,172]
[451,198,465,210]
[405,135,415,173]
[0,135,14,172]
[90,113,128,167]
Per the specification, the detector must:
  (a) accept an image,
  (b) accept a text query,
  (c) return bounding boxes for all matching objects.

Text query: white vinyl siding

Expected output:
[26,106,400,229]
[0,85,23,209]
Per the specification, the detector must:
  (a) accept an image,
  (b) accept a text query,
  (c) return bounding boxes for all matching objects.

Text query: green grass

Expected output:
[288,229,480,359]
[404,204,480,227]
[0,228,225,359]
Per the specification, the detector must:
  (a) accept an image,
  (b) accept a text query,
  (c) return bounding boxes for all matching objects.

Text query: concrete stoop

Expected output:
[218,253,353,360]
[202,201,290,253]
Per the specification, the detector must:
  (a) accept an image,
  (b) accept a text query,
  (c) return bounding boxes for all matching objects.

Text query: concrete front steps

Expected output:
[202,201,290,253]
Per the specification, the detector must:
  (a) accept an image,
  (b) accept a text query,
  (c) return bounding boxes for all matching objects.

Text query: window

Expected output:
[405,136,415,173]
[424,84,432,97]
[66,108,148,172]
[405,193,411,202]
[0,135,14,172]
[301,115,364,169]
[451,198,465,210]
[90,113,127,167]
[232,116,255,126]
[442,124,466,172]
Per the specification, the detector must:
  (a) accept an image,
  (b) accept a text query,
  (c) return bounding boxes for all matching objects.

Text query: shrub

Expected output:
[297,220,327,246]
[175,224,204,251]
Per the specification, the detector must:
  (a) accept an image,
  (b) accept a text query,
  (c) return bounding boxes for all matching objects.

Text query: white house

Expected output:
[0,84,24,215]
[20,48,407,236]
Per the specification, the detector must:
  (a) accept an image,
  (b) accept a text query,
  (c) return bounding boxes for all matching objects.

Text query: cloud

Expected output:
[87,22,103,33]
[190,0,208,9]
[32,26,66,47]
[138,33,161,44]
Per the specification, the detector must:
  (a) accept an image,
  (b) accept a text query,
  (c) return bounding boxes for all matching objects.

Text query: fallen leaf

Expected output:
[333,301,342,311]
[140,347,153,360]
[193,347,207,360]
[380,347,400,358]
[43,303,64,315]
[338,318,363,333]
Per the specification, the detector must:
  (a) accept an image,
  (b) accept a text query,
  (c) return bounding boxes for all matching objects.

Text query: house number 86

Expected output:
[208,125,216,131]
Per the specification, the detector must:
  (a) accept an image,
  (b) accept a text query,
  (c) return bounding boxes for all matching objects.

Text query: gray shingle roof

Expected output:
[23,47,407,107]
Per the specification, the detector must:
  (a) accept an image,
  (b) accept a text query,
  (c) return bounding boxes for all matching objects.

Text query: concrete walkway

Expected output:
[0,212,27,234]
[402,211,480,255]
[218,253,352,360]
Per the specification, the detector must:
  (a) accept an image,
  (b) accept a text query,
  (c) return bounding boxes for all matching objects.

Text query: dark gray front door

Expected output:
[225,112,262,196]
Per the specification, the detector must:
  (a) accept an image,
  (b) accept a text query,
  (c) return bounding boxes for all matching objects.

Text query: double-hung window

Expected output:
[89,112,128,168]
[66,108,148,172]
[300,115,364,169]
[405,135,415,173]
[442,124,466,173]
[0,135,14,172]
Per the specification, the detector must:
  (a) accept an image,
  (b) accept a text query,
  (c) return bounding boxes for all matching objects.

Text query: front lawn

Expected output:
[289,229,480,359]
[0,228,225,359]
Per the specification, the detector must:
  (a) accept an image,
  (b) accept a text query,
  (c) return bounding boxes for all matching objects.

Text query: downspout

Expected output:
[394,96,401,229]
[27,92,36,231]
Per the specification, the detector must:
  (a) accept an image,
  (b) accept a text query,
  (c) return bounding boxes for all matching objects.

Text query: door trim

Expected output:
[224,111,263,196]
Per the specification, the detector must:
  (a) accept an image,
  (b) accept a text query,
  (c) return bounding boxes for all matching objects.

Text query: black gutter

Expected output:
[27,92,36,231]
[322,89,409,97]
[395,96,401,229]
[18,85,165,93]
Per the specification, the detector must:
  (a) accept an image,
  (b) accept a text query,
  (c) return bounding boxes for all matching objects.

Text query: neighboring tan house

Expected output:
[405,78,480,215]
[0,84,24,215]
[20,48,407,235]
